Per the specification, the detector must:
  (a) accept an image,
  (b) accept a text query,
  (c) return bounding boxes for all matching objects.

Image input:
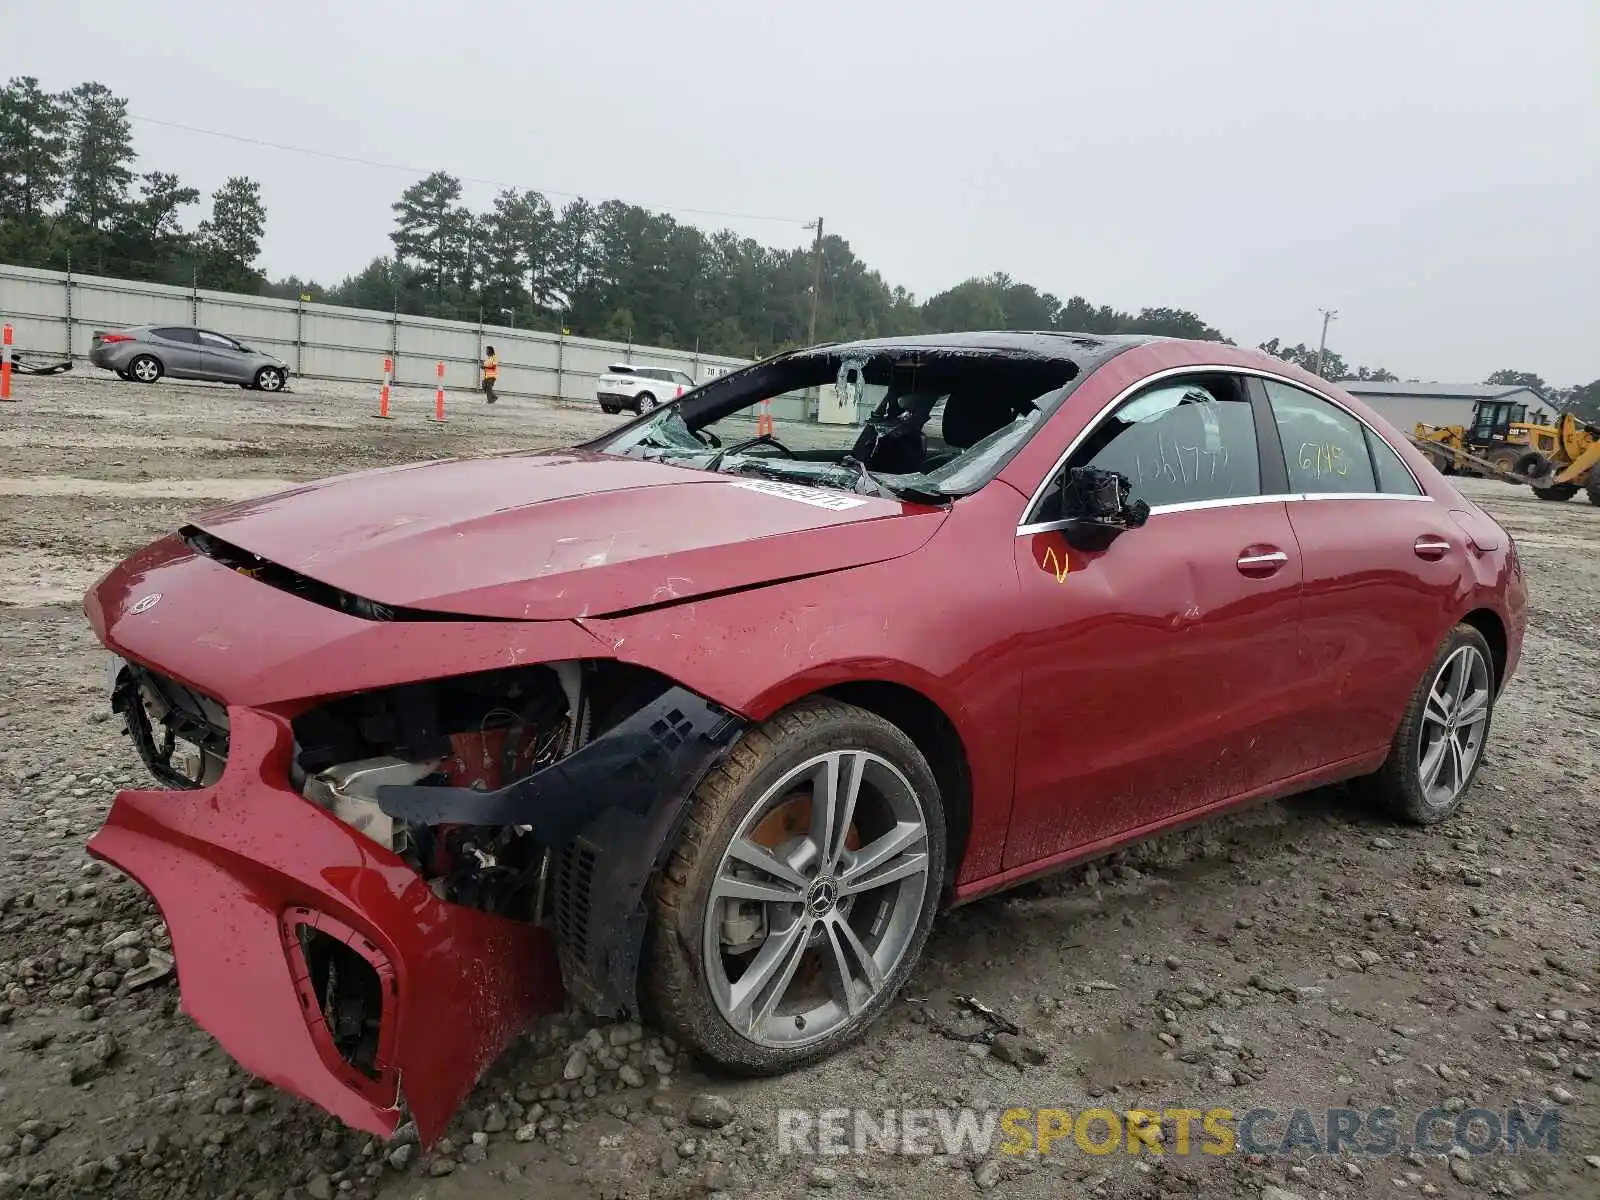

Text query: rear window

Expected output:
[607,364,637,376]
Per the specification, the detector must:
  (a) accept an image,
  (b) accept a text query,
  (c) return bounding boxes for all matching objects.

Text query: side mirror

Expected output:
[1057,466,1149,529]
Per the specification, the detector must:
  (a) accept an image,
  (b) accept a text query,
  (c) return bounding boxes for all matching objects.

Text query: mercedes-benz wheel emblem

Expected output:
[806,878,839,917]
[130,593,162,615]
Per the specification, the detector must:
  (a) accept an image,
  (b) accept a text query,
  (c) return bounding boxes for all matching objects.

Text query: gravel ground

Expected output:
[0,371,1595,1200]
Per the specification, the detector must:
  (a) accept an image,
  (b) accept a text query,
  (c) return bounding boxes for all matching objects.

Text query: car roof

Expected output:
[794,329,1155,371]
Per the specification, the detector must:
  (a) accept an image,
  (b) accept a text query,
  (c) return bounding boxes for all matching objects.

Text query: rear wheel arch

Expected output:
[1459,607,1507,692]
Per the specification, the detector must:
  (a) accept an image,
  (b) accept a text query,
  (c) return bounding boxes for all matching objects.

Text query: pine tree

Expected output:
[0,76,71,223]
[198,176,267,290]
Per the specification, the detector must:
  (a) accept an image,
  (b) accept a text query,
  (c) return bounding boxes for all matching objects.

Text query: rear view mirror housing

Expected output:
[1055,466,1149,529]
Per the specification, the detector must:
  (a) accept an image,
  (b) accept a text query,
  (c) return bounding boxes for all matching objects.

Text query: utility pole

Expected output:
[1315,308,1338,378]
[805,218,824,345]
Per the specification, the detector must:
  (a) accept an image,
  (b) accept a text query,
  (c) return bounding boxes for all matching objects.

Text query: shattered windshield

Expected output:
[598,347,1080,502]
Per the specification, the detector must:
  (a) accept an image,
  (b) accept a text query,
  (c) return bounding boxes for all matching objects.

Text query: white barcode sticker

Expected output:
[727,478,869,510]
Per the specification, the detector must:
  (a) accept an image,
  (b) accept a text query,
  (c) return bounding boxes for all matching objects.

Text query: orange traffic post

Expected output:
[371,356,395,420]
[428,360,447,424]
[1,324,13,402]
[757,397,774,436]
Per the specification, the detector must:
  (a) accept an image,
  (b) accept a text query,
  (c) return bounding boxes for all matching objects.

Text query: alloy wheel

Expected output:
[132,358,159,382]
[1417,644,1491,806]
[703,750,931,1049]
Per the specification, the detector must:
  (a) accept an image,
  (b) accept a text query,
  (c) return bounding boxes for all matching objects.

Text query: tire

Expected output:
[1511,451,1548,478]
[1532,483,1578,502]
[1486,447,1521,473]
[1587,466,1600,507]
[1357,624,1496,825]
[253,366,285,393]
[128,355,162,384]
[1419,444,1453,475]
[636,392,658,413]
[645,697,945,1075]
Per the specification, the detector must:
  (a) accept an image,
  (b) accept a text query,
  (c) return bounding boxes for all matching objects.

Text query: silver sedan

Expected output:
[89,325,291,392]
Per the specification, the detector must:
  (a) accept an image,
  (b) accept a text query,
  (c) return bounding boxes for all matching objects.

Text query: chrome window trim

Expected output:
[1014,490,1434,537]
[1016,363,1428,532]
[1296,491,1434,504]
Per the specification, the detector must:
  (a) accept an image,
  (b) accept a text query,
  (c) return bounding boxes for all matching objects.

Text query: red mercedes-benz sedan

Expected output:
[83,332,1525,1143]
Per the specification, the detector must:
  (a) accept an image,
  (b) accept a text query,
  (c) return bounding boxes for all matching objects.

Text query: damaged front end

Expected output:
[94,655,744,1144]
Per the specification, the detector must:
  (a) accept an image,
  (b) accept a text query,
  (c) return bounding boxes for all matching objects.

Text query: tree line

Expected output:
[2,76,1594,417]
[0,77,265,291]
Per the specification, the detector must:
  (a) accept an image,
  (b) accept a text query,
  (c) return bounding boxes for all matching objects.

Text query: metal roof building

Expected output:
[1338,381,1552,430]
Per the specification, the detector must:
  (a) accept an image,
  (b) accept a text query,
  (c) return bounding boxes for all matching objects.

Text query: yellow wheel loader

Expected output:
[1411,399,1550,478]
[1525,412,1600,504]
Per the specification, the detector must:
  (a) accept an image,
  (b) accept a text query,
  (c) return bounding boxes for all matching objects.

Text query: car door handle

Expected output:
[1236,546,1288,577]
[1413,536,1451,561]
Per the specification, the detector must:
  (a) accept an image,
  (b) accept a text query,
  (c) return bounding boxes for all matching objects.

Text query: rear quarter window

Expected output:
[1364,426,1423,495]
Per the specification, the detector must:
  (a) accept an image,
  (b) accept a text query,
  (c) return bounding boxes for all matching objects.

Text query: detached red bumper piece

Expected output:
[87,707,564,1146]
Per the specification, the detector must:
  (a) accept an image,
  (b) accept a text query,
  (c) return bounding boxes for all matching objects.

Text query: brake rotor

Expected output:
[749,789,863,854]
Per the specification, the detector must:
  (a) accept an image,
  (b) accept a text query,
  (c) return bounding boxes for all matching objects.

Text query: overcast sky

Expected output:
[14,0,1599,383]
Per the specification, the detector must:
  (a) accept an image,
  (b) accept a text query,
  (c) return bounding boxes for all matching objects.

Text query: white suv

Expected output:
[596,364,696,414]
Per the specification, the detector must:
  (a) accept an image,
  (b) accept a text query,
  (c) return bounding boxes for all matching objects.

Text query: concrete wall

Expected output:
[0,262,751,403]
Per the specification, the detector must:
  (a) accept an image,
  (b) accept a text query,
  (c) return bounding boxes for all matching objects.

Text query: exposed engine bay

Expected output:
[112,654,744,1021]
[289,661,592,921]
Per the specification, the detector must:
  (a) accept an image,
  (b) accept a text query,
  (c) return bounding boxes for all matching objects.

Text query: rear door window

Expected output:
[153,327,199,344]
[1264,381,1378,494]
[197,331,240,351]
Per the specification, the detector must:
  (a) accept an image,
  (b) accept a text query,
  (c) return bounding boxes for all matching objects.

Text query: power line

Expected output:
[128,113,811,228]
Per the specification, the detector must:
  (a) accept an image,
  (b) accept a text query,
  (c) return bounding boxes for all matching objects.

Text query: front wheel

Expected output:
[645,698,944,1074]
[1358,624,1495,824]
[636,392,658,412]
[253,366,285,392]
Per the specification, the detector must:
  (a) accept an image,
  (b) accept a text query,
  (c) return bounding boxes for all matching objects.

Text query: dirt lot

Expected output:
[0,371,1595,1200]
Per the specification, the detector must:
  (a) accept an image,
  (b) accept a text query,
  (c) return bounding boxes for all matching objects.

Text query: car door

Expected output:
[1260,378,1460,766]
[197,330,252,382]
[148,327,204,378]
[1002,371,1307,869]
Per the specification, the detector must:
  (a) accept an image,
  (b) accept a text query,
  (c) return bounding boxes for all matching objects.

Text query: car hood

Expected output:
[190,450,946,620]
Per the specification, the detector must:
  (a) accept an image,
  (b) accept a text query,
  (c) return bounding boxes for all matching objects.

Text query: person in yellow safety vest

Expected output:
[481,346,499,404]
